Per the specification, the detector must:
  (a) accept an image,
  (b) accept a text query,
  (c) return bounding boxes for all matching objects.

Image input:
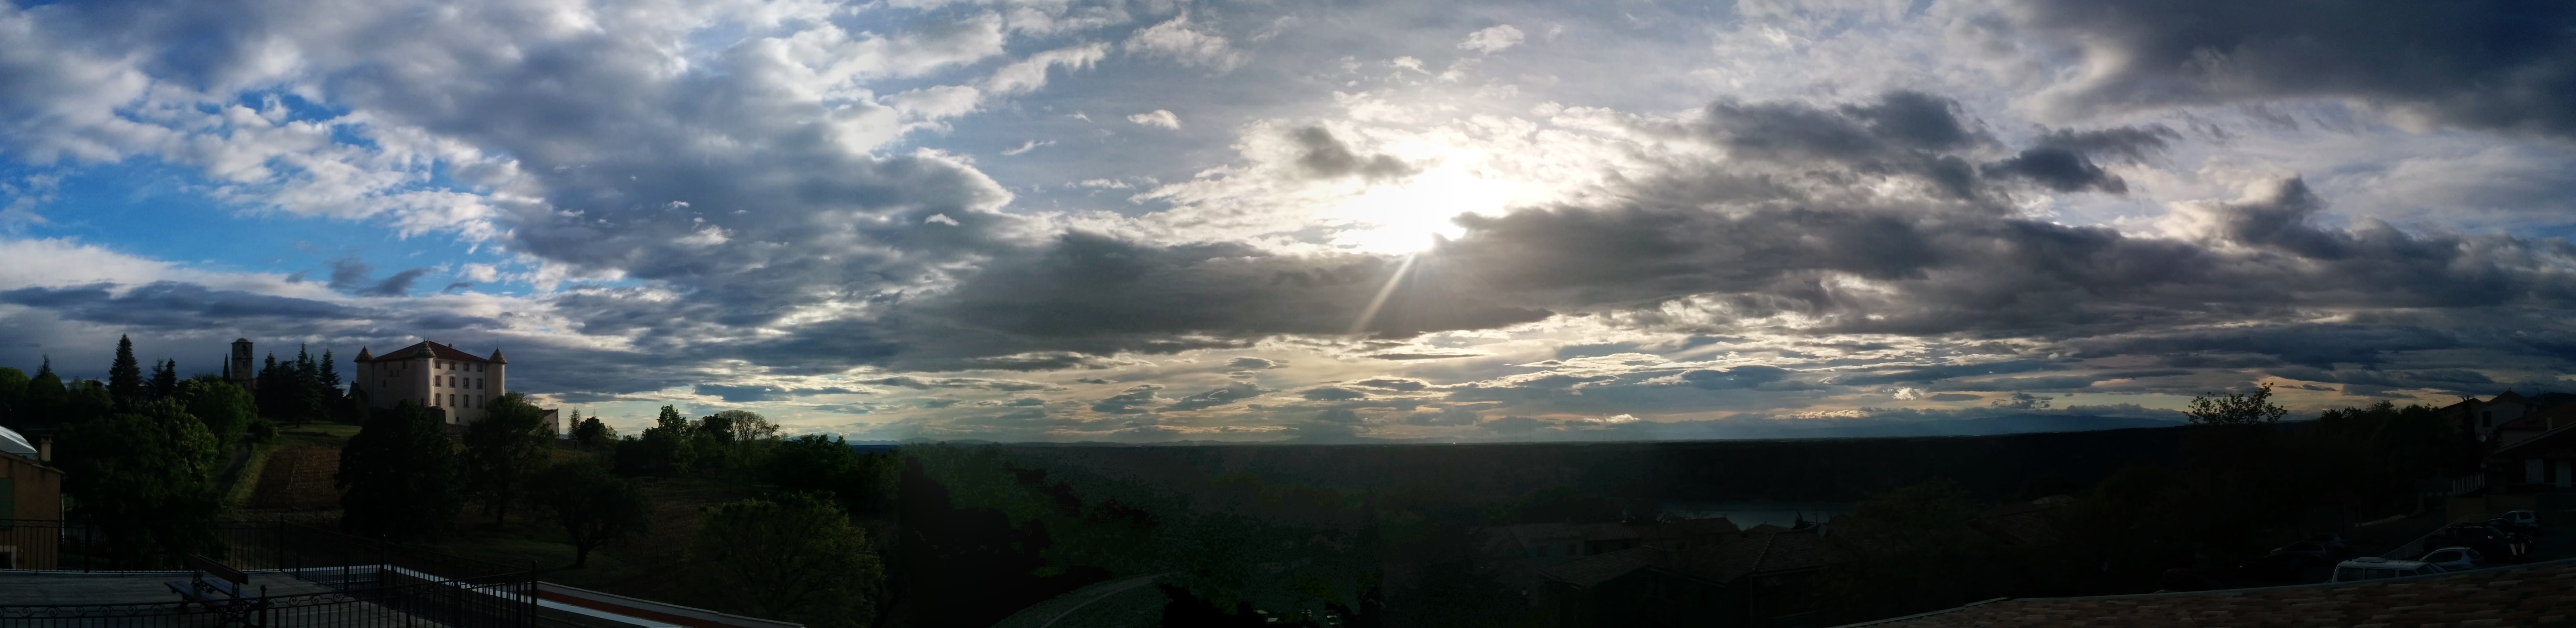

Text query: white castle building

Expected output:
[353,341,508,424]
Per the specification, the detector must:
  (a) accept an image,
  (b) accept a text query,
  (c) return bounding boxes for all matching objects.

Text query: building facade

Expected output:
[353,341,508,425]
[1,425,64,569]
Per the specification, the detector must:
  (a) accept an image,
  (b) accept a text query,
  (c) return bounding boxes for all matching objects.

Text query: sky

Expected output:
[3,0,2575,442]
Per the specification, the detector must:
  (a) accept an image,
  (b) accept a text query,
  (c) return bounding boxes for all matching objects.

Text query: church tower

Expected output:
[229,338,256,390]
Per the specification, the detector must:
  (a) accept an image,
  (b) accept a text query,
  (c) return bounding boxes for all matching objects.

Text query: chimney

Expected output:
[37,434,51,463]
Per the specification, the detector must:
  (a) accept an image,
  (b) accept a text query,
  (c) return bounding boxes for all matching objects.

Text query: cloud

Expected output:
[1300,386,1370,401]
[323,258,430,297]
[1128,109,1181,129]
[1458,25,1525,54]
[693,384,865,402]
[2005,0,2576,138]
[1091,384,1163,414]
[1165,381,1269,410]
[1226,357,1283,370]
[1000,139,1053,156]
[861,376,1057,391]
[1286,126,1414,180]
[1123,14,1246,71]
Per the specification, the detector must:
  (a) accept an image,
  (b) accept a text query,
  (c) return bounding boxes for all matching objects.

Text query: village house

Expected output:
[0,424,63,569]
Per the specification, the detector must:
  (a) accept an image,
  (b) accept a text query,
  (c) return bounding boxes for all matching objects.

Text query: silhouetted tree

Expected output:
[571,412,617,450]
[463,393,554,525]
[530,461,651,568]
[617,405,697,476]
[686,494,884,627]
[108,335,143,408]
[58,398,223,567]
[0,367,27,429]
[2184,383,2288,425]
[148,359,179,400]
[765,434,897,516]
[339,402,462,541]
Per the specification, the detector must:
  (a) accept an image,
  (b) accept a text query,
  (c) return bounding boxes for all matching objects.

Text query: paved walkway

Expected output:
[0,569,339,605]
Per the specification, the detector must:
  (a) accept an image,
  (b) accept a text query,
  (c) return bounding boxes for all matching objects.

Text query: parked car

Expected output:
[2426,523,2521,560]
[2331,557,2445,582]
[2419,546,2485,571]
[2496,510,2543,535]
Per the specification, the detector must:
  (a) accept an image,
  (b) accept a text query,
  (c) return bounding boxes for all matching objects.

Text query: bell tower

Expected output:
[230,338,256,390]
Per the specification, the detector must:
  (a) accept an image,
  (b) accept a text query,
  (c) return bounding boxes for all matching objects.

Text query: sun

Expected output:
[1326,167,1520,255]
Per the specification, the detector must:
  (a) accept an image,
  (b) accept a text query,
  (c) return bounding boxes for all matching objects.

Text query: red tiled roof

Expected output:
[357,341,492,363]
[1834,558,2576,627]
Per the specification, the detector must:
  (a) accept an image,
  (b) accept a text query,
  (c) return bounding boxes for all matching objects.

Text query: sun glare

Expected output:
[1326,167,1520,255]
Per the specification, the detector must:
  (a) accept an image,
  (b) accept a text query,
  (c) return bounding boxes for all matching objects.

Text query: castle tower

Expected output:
[229,338,255,390]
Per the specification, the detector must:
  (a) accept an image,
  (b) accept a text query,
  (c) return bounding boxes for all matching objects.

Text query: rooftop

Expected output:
[357,341,495,364]
[1835,557,2576,627]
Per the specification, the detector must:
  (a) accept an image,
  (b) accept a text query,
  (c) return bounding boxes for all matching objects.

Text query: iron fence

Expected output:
[0,520,536,627]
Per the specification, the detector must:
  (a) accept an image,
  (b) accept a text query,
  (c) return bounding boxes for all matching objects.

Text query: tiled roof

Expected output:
[357,341,491,363]
[1536,547,1671,588]
[1834,558,2576,627]
[1697,529,1828,582]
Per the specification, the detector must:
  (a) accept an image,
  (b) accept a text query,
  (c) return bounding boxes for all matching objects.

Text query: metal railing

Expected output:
[0,520,536,627]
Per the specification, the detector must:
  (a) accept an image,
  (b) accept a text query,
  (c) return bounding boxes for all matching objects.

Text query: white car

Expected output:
[2331,557,2445,582]
[2419,546,2484,571]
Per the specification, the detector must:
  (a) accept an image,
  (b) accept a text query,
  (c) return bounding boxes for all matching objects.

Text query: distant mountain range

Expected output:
[942,413,2187,447]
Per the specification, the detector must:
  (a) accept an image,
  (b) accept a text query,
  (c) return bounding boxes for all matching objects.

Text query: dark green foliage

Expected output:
[687,494,885,627]
[530,461,652,568]
[339,402,462,541]
[570,412,616,450]
[255,352,328,426]
[56,398,224,567]
[0,366,26,428]
[108,334,143,407]
[1814,481,2013,622]
[763,434,897,516]
[2184,382,2289,425]
[463,393,555,525]
[178,376,258,444]
[148,359,178,400]
[21,358,64,429]
[615,405,697,476]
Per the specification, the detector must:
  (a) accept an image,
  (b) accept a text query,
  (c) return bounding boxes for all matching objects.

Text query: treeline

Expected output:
[337,400,898,627]
[0,336,267,566]
[1812,386,2484,623]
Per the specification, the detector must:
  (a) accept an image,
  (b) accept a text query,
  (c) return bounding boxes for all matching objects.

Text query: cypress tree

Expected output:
[109,334,144,407]
[149,359,179,399]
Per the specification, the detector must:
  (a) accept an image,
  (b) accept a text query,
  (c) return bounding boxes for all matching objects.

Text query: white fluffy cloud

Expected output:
[1127,109,1182,129]
[1458,24,1524,54]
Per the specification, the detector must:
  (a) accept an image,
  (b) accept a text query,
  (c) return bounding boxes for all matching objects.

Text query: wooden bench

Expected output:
[165,553,264,625]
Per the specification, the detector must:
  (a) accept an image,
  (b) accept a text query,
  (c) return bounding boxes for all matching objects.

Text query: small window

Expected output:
[2337,567,2364,581]
[2368,568,2397,579]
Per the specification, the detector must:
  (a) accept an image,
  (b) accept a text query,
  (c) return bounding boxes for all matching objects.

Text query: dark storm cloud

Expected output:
[324,258,430,297]
[861,376,1056,391]
[692,383,863,402]
[0,281,436,330]
[1696,91,1987,198]
[1924,393,1983,402]
[1288,126,1415,180]
[1300,386,1370,401]
[1091,384,1163,414]
[893,232,1549,361]
[1350,377,1430,391]
[1225,357,1283,370]
[2006,0,2576,138]
[1675,365,1792,390]
[1165,382,1268,411]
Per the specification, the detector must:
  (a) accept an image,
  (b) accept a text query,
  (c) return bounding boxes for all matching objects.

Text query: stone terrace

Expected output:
[1839,558,2576,627]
